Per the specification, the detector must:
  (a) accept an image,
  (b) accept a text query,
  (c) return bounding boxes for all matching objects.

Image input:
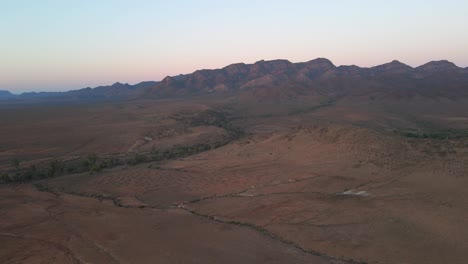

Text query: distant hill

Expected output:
[0,81,158,102]
[0,90,15,100]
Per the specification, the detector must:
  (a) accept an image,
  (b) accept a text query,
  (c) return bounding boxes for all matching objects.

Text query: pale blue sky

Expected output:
[1,0,468,92]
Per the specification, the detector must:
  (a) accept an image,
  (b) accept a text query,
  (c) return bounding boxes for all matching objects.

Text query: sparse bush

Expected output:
[47,160,63,178]
[150,151,161,160]
[84,153,101,173]
[1,173,11,183]
[400,128,468,140]
[20,165,37,182]
[98,160,108,169]
[108,157,122,167]
[128,153,147,165]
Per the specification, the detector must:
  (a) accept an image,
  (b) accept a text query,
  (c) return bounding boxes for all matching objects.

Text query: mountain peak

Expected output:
[306,58,335,66]
[223,62,247,69]
[162,76,175,83]
[252,59,293,68]
[254,59,291,64]
[417,60,459,72]
[251,59,294,73]
[372,60,412,73]
[300,58,335,74]
[382,60,410,67]
[389,60,405,65]
[111,82,127,87]
[222,63,248,75]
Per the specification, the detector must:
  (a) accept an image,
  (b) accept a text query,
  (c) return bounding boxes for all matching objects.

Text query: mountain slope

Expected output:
[147,58,468,100]
[0,90,15,100]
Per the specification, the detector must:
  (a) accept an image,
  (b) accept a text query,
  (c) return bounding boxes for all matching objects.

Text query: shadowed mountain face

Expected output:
[148,58,468,100]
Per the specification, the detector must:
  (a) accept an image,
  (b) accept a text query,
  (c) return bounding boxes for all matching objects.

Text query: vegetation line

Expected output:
[1,111,244,184]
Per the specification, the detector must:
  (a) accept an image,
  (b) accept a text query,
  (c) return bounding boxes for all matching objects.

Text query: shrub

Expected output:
[128,153,147,165]
[1,173,11,183]
[83,153,104,173]
[47,160,63,178]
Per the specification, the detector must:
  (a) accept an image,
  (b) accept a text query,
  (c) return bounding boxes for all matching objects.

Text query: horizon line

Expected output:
[3,57,467,94]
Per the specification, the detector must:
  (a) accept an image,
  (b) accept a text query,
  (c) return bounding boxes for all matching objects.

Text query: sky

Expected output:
[1,0,468,93]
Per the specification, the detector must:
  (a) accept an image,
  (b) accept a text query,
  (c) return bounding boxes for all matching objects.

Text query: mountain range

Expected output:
[149,58,468,100]
[0,81,158,101]
[2,58,467,101]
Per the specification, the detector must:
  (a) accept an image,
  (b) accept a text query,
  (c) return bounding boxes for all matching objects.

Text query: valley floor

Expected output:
[2,99,468,263]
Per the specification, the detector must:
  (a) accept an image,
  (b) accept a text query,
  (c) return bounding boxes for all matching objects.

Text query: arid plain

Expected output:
[2,59,468,264]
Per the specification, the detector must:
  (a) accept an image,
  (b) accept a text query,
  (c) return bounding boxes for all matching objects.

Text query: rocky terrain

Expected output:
[1,58,468,263]
[148,58,468,100]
